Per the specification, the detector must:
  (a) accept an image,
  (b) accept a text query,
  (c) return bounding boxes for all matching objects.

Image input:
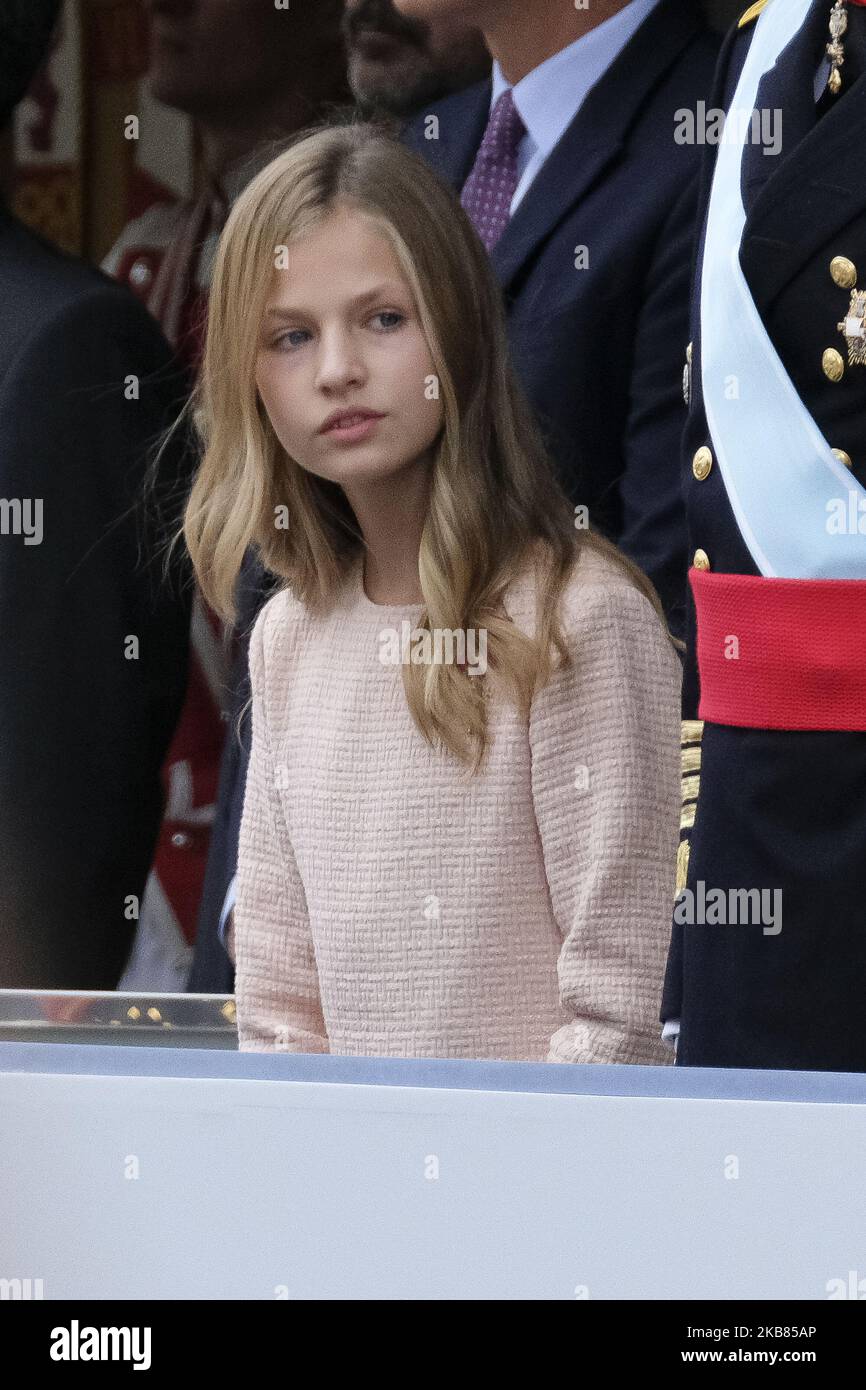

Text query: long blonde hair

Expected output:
[184,121,667,768]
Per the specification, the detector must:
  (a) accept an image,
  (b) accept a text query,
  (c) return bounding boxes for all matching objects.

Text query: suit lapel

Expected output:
[490,0,705,293]
[741,66,866,315]
[739,2,822,216]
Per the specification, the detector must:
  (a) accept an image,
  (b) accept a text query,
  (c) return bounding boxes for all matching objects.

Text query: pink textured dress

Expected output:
[234,544,680,1063]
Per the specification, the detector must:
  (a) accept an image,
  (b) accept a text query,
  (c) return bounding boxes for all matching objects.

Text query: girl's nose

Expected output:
[315,328,366,392]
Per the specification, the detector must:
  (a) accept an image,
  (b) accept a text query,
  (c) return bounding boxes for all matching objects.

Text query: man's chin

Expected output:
[348,54,425,109]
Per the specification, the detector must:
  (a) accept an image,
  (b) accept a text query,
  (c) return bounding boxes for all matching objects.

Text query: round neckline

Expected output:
[352,556,425,619]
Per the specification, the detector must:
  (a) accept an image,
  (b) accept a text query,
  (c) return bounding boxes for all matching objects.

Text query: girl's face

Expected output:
[255,205,444,490]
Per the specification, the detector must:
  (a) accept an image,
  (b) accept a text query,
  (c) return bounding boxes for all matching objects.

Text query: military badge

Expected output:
[683,341,692,406]
[837,288,866,368]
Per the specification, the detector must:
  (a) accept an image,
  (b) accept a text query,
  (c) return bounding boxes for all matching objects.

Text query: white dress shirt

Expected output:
[490,0,663,213]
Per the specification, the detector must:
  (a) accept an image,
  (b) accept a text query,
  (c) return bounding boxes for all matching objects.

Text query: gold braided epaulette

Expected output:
[738,0,769,28]
[676,720,704,894]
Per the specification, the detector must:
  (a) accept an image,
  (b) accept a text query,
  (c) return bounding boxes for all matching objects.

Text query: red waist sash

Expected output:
[690,569,866,731]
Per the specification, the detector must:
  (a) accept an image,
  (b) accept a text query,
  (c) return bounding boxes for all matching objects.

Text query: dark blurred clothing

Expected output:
[106,179,237,989]
[0,201,193,987]
[187,555,272,996]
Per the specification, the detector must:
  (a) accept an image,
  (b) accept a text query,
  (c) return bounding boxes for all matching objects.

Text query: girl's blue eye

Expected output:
[272,313,404,349]
[277,329,310,350]
[371,311,405,331]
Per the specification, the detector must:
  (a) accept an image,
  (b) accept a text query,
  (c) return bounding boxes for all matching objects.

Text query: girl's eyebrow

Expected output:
[262,284,407,321]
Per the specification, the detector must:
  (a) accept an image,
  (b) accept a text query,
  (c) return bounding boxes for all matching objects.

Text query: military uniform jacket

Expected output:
[662,0,866,1070]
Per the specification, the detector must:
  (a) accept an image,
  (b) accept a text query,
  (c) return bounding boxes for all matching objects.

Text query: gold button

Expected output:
[832,448,854,470]
[830,256,858,290]
[692,446,713,481]
[686,341,693,364]
[823,347,845,382]
[693,549,711,572]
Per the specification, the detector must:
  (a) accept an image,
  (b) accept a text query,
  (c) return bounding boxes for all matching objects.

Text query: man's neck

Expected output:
[481,0,632,84]
[200,124,274,182]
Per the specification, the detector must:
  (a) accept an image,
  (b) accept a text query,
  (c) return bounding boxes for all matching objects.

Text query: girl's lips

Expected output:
[322,414,385,444]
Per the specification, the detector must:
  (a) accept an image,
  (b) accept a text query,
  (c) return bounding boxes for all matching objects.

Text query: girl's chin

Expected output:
[320,456,421,486]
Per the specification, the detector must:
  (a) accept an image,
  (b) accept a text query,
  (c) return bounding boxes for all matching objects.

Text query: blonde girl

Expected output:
[184,123,680,1063]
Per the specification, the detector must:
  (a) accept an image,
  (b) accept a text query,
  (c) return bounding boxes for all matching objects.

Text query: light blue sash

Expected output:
[700,0,866,577]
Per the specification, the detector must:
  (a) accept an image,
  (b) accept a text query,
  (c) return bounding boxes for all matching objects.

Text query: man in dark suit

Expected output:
[398,0,719,632]
[662,0,866,1070]
[0,0,193,988]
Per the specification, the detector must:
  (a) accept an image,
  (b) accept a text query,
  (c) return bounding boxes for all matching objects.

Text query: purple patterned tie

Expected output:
[460,89,526,252]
